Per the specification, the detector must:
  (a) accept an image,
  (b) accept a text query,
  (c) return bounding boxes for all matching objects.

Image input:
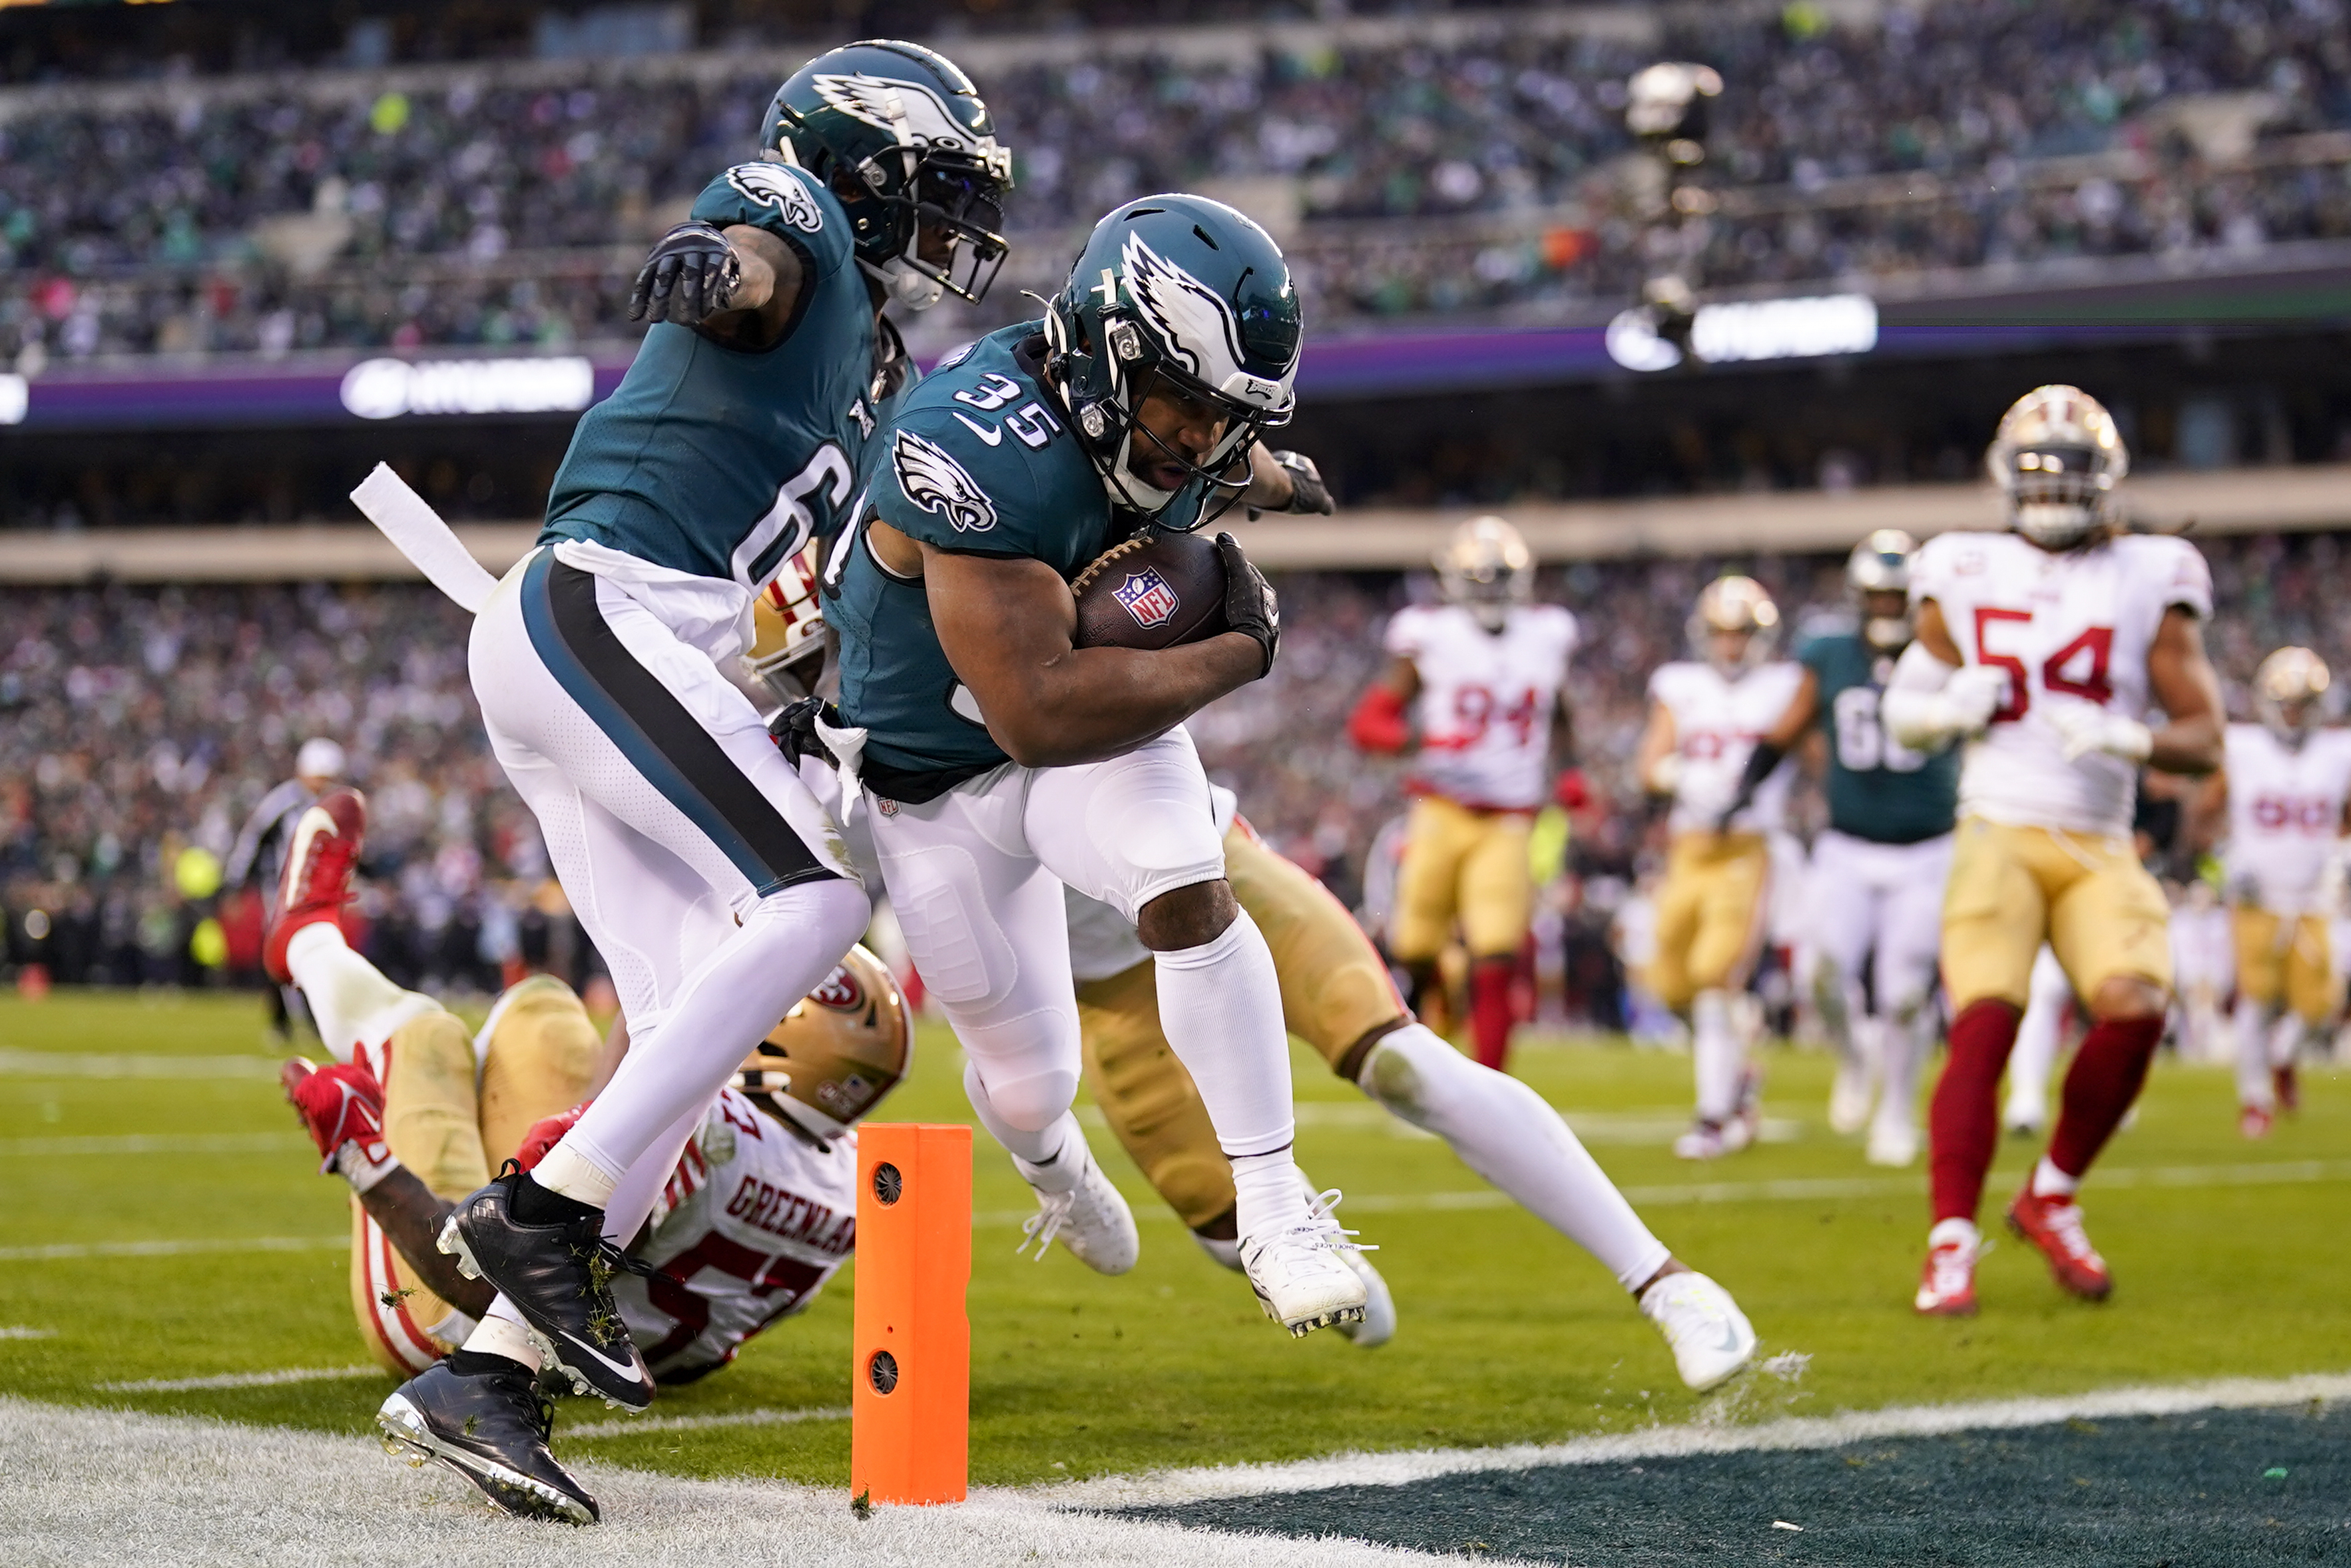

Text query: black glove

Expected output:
[1214,531,1280,678]
[768,697,843,767]
[1247,449,1335,519]
[629,221,741,325]
[1714,739,1784,834]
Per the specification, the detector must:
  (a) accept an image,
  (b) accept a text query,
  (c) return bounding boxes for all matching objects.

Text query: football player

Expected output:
[1723,531,1957,1167]
[1346,515,1580,1072]
[1634,577,1802,1159]
[1065,794,1758,1391]
[2198,647,2351,1137]
[1886,386,2222,1316]
[820,194,1358,1337]
[384,41,1013,1430]
[273,792,905,1523]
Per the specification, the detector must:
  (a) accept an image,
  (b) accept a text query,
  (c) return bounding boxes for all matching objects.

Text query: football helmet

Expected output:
[1846,528,1917,653]
[1436,515,1533,633]
[762,41,1013,309]
[1689,575,1779,672]
[743,540,826,706]
[734,943,912,1142]
[1985,385,2128,551]
[2254,646,2329,747]
[1043,194,1301,529]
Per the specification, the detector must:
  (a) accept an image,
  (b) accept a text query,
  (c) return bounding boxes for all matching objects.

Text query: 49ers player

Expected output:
[1635,577,1802,1159]
[1887,386,2223,1316]
[2199,647,2351,1137]
[1348,515,1579,1071]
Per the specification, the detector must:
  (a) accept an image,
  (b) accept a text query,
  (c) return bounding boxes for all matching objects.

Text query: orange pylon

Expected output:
[850,1123,971,1505]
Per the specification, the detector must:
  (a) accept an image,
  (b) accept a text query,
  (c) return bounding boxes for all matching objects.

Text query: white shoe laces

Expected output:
[1250,1188,1376,1278]
[1926,1236,1981,1297]
[1017,1186,1077,1262]
[2039,1200,2099,1262]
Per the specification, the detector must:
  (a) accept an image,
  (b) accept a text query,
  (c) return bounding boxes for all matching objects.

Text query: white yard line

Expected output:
[0,1235,344,1262]
[0,1049,282,1079]
[95,1366,384,1394]
[0,1327,55,1340]
[0,1132,307,1157]
[566,1405,852,1439]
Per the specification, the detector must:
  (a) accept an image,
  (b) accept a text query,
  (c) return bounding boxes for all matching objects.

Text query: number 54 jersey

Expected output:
[1911,530,2212,838]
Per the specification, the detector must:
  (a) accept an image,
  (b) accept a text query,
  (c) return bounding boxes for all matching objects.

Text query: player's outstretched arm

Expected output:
[920,536,1270,768]
[1881,599,2006,749]
[1346,656,1420,754]
[2142,607,2225,775]
[1716,668,1819,830]
[1635,699,1681,796]
[629,222,806,350]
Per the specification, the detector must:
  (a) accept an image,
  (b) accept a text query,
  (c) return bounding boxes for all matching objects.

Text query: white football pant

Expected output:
[1806,829,1951,1138]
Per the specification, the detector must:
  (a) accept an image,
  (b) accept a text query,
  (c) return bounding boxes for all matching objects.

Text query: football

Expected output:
[1069,528,1230,651]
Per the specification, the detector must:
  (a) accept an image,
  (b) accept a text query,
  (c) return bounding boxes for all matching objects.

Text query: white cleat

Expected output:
[1866,1120,1919,1168]
[1332,1238,1397,1349]
[1015,1141,1139,1275]
[1828,1057,1873,1135]
[1638,1270,1757,1392]
[1241,1188,1370,1338]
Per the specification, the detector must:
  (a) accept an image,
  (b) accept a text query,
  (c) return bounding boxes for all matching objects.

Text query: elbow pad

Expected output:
[1348,685,1411,753]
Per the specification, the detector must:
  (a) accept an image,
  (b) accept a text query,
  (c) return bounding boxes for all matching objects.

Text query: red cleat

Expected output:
[2006,1188,2112,1301]
[1914,1219,1981,1317]
[2239,1105,2274,1140]
[2273,1063,2300,1115]
[280,1057,389,1175]
[262,786,366,984]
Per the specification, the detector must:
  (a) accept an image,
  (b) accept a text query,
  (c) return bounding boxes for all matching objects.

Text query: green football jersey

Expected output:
[830,322,1115,798]
[541,162,888,593]
[1800,629,1959,844]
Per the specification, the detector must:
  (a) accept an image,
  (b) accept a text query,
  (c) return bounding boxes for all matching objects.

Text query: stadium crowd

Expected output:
[2,0,2347,360]
[6,527,2344,1002]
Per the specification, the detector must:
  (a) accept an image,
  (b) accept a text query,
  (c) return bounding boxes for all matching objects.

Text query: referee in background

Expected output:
[226,737,346,1039]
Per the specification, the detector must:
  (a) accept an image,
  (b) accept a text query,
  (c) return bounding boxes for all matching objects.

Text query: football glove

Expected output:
[513,1103,589,1173]
[1214,531,1280,678]
[1248,450,1336,519]
[629,221,742,326]
[2046,703,2153,764]
[280,1057,397,1191]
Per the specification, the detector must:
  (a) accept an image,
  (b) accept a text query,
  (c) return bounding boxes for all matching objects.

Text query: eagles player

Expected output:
[1724,531,1957,1168]
[2199,647,2351,1137]
[1888,386,2222,1316]
[821,194,1368,1336]
[1347,515,1579,1072]
[388,42,1014,1453]
[1635,577,1802,1159]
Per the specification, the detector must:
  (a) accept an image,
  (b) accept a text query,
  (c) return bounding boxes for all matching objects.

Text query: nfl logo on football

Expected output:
[1113,568,1180,629]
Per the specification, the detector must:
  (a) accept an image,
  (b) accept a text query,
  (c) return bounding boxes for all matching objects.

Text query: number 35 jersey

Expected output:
[1798,629,1958,844]
[1384,602,1578,811]
[1648,659,1804,834]
[1911,529,2212,838]
[2221,722,2351,912]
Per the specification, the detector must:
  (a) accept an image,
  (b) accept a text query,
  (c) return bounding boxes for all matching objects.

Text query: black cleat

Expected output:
[378,1360,599,1525]
[439,1163,656,1412]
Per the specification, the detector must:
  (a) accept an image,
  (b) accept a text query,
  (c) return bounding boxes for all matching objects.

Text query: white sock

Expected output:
[560,877,868,1180]
[2234,996,2274,1109]
[1229,1147,1308,1242]
[1691,989,1745,1124]
[597,1101,706,1246]
[1153,910,1306,1240]
[461,1306,543,1372]
[531,1142,619,1210]
[2030,1156,2079,1198]
[963,1061,1082,1188]
[1360,1024,1669,1290]
[283,922,438,1065]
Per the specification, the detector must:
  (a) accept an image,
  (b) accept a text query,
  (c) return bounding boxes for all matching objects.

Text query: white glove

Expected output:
[1882,663,2008,749]
[1942,666,2010,734]
[2045,703,2153,763]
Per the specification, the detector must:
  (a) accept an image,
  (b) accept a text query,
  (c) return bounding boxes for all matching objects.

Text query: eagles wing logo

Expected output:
[725,163,824,233]
[811,73,1012,180]
[894,429,997,534]
[1120,234,1246,386]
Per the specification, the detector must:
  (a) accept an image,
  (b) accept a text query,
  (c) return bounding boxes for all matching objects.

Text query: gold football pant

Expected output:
[348,975,605,1374]
[1940,817,2173,1011]
[2232,907,2334,1025]
[1643,832,1770,1014]
[1079,821,1410,1234]
[1388,794,1535,961]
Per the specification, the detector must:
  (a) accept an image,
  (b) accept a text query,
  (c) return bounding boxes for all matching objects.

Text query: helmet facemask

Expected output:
[2007,445,2107,551]
[1437,516,1533,633]
[1688,577,1780,674]
[1986,386,2128,553]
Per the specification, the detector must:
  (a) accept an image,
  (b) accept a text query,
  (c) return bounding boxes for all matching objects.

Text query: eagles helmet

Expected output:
[763,41,1013,309]
[2254,646,2330,748]
[1043,194,1302,528]
[1436,515,1533,633]
[1985,385,2128,552]
[734,944,912,1143]
[742,539,827,706]
[1689,575,1779,672]
[1846,528,1917,653]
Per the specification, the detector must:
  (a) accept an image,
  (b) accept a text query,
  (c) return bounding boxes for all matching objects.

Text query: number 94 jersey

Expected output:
[1384,602,1577,811]
[1799,630,1958,844]
[1911,530,2212,838]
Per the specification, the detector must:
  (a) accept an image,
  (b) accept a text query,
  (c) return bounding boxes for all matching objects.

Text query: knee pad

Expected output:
[963,1055,1078,1135]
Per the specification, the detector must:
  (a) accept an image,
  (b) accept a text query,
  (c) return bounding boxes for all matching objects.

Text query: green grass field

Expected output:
[4,989,2347,1493]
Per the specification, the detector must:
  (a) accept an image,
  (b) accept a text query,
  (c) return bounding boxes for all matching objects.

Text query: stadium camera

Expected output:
[1625,61,1722,167]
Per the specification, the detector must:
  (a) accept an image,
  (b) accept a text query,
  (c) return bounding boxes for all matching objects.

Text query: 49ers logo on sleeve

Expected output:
[1113,568,1180,628]
[808,966,864,1011]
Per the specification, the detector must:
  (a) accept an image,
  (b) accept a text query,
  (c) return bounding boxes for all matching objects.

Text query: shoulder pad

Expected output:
[695,163,849,268]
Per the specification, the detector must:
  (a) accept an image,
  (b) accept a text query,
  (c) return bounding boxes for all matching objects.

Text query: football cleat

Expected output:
[1864,1119,1919,1169]
[1014,1139,1140,1275]
[262,786,367,985]
[2239,1104,2274,1141]
[2274,1063,2300,1114]
[1914,1218,1982,1317]
[1332,1226,1398,1350]
[280,1057,388,1175]
[439,1163,656,1411]
[378,1359,598,1525]
[1828,1056,1873,1136]
[2006,1188,2112,1301]
[1637,1270,1756,1392]
[1240,1188,1370,1338]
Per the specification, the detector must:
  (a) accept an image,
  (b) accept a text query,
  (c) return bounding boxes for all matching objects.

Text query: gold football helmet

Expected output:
[1985,385,2128,551]
[1435,515,1533,632]
[734,943,912,1142]
[1689,575,1779,672]
[2255,647,2330,747]
[742,540,827,706]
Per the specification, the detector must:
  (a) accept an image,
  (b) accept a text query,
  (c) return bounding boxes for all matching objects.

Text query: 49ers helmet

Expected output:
[2254,646,2330,747]
[1689,575,1779,671]
[743,539,827,706]
[734,943,912,1141]
[1986,384,2128,551]
[1436,515,1533,633]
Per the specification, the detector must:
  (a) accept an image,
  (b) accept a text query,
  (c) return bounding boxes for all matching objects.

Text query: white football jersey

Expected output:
[1647,659,1804,834]
[615,1088,858,1382]
[1912,530,2213,837]
[1385,602,1579,811]
[2221,723,2351,912]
